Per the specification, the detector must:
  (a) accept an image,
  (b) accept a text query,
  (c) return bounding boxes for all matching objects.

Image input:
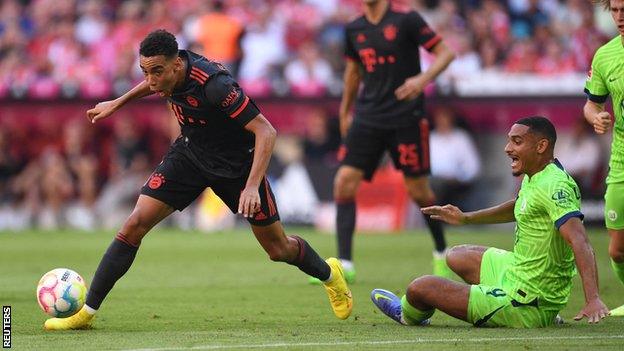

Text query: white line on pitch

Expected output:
[122,334,624,351]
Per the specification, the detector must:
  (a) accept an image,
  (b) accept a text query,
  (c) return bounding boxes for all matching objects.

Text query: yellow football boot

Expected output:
[323,257,353,320]
[44,306,94,330]
[610,304,624,317]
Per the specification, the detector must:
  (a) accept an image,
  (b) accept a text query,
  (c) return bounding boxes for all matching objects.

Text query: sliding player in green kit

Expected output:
[584,0,624,317]
[371,117,609,328]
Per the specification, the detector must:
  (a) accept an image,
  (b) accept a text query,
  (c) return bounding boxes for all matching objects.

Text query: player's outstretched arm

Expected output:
[239,113,276,218]
[421,199,516,225]
[583,100,612,135]
[559,217,609,323]
[87,80,154,123]
[338,59,361,138]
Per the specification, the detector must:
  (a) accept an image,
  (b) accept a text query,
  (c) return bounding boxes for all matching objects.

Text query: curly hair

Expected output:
[139,29,178,59]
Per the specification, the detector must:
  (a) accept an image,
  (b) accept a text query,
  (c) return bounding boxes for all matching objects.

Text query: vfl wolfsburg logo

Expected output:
[608,210,618,222]
[551,188,572,207]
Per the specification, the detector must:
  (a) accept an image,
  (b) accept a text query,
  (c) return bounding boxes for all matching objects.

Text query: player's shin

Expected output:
[85,233,140,311]
[401,295,434,325]
[611,259,624,285]
[336,199,356,261]
[288,235,331,281]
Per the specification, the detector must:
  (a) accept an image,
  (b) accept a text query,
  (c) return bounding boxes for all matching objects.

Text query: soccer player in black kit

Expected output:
[44,29,352,330]
[330,0,455,282]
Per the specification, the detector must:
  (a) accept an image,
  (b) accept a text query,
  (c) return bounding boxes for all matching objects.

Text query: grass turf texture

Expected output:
[1,227,623,350]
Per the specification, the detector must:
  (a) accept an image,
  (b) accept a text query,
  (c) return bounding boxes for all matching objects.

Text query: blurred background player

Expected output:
[43,30,352,330]
[584,0,624,317]
[429,105,481,211]
[371,116,609,328]
[331,0,455,282]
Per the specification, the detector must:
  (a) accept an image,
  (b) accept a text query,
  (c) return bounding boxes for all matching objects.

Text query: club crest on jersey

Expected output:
[147,173,165,190]
[551,188,572,207]
[383,24,397,41]
[186,96,199,107]
[356,33,366,43]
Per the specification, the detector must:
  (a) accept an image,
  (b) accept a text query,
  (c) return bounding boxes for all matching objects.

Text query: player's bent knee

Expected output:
[334,167,362,197]
[120,211,151,245]
[407,187,434,205]
[445,246,465,272]
[333,176,358,200]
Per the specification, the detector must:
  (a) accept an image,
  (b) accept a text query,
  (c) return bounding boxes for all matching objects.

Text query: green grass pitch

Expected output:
[1,227,623,350]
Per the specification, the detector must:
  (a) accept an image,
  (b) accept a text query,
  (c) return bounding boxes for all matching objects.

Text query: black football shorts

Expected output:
[141,147,279,226]
[340,119,431,181]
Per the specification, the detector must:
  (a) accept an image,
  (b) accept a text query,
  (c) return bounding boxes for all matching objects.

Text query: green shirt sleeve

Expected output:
[539,180,584,229]
[584,50,609,103]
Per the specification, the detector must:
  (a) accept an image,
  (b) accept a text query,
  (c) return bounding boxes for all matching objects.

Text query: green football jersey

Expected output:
[505,160,583,309]
[584,36,624,184]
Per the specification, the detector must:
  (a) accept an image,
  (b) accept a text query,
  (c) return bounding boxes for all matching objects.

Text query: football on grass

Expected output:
[36,268,87,318]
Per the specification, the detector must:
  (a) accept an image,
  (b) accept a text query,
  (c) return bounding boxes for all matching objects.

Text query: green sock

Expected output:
[400,295,434,325]
[611,259,624,286]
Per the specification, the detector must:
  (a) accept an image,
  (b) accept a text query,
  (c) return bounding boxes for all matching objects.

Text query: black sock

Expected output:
[424,215,446,253]
[85,233,139,310]
[289,235,331,281]
[336,200,356,261]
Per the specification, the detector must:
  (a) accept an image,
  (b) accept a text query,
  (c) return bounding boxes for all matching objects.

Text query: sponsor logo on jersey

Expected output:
[221,89,240,108]
[186,96,199,107]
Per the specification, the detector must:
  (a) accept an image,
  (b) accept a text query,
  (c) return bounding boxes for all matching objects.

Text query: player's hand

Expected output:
[395,74,428,101]
[86,100,120,123]
[238,185,261,218]
[592,111,612,134]
[574,298,609,323]
[421,204,466,225]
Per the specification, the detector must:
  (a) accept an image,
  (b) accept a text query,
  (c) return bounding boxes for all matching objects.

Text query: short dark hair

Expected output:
[139,29,178,59]
[514,116,557,148]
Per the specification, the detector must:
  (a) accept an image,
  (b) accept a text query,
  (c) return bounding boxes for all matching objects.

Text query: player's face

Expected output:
[504,124,538,177]
[139,55,180,97]
[610,0,624,36]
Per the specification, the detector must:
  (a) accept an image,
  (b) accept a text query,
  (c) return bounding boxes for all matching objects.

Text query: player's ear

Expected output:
[174,57,183,71]
[536,138,549,154]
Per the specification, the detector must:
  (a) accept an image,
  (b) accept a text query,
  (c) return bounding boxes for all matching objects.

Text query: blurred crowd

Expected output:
[0,0,613,230]
[0,0,615,100]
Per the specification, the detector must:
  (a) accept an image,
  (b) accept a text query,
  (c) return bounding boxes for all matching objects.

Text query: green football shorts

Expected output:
[466,248,559,328]
[605,182,624,230]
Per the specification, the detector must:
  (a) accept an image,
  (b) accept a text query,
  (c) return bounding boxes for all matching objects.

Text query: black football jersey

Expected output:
[344,8,441,128]
[167,50,261,178]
